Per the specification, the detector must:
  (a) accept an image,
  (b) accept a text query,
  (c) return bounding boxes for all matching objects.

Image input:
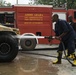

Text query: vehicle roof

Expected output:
[14,4,53,8]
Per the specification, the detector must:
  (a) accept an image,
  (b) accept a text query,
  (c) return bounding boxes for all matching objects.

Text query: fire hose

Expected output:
[17,35,76,66]
[45,36,76,66]
[61,41,76,66]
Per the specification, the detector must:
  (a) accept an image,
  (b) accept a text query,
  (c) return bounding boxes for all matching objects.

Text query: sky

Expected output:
[5,0,30,5]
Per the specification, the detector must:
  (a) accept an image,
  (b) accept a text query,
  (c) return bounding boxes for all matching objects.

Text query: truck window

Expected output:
[74,11,76,19]
[0,13,5,24]
[0,12,14,27]
[5,14,14,23]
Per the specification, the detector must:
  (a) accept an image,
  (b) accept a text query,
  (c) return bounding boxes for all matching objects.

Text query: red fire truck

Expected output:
[0,5,76,44]
[0,5,76,62]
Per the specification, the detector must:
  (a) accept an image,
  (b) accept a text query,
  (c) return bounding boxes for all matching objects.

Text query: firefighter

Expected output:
[68,15,76,32]
[67,15,76,59]
[52,14,76,65]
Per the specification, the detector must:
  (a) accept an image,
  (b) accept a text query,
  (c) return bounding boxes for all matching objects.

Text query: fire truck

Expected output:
[0,5,76,62]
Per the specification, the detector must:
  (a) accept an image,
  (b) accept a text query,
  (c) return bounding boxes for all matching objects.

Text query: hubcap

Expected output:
[0,43,11,55]
[25,40,32,46]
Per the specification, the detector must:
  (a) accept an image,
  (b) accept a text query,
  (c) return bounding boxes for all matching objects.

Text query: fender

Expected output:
[21,33,39,44]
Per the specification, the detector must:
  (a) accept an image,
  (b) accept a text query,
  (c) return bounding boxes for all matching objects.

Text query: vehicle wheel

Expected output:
[0,35,18,62]
[20,34,37,50]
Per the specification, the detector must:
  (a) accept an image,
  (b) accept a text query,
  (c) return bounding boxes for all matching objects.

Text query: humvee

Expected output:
[0,24,19,62]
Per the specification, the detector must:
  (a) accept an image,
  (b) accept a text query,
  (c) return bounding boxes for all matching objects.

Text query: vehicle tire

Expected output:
[0,35,18,62]
[20,34,37,50]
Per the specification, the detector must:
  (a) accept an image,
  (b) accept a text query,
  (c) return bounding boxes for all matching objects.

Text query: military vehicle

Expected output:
[0,24,19,62]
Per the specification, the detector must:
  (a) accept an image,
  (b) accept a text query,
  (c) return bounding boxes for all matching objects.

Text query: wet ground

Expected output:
[0,44,76,75]
[0,52,58,75]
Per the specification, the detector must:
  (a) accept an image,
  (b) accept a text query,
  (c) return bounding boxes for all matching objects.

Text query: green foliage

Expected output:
[6,3,11,6]
[0,0,6,6]
[33,0,76,9]
[0,0,11,6]
[67,0,76,9]
[34,0,52,5]
[38,0,52,5]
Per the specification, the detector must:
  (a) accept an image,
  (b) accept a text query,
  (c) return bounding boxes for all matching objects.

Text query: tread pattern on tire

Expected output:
[0,35,18,62]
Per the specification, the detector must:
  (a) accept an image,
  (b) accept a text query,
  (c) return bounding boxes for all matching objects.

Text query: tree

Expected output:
[6,3,11,6]
[0,0,11,6]
[32,0,76,9]
[67,0,76,9]
[0,0,6,6]
[33,0,53,5]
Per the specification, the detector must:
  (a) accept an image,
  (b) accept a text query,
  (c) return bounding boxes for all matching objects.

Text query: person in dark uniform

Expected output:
[68,15,76,32]
[68,15,76,59]
[52,14,76,65]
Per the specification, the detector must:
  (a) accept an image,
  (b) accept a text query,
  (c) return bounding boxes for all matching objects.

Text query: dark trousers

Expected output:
[58,38,75,56]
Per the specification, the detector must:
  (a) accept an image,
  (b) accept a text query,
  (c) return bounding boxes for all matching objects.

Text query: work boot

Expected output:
[64,52,75,60]
[52,51,62,64]
[68,53,75,59]
[72,57,76,66]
